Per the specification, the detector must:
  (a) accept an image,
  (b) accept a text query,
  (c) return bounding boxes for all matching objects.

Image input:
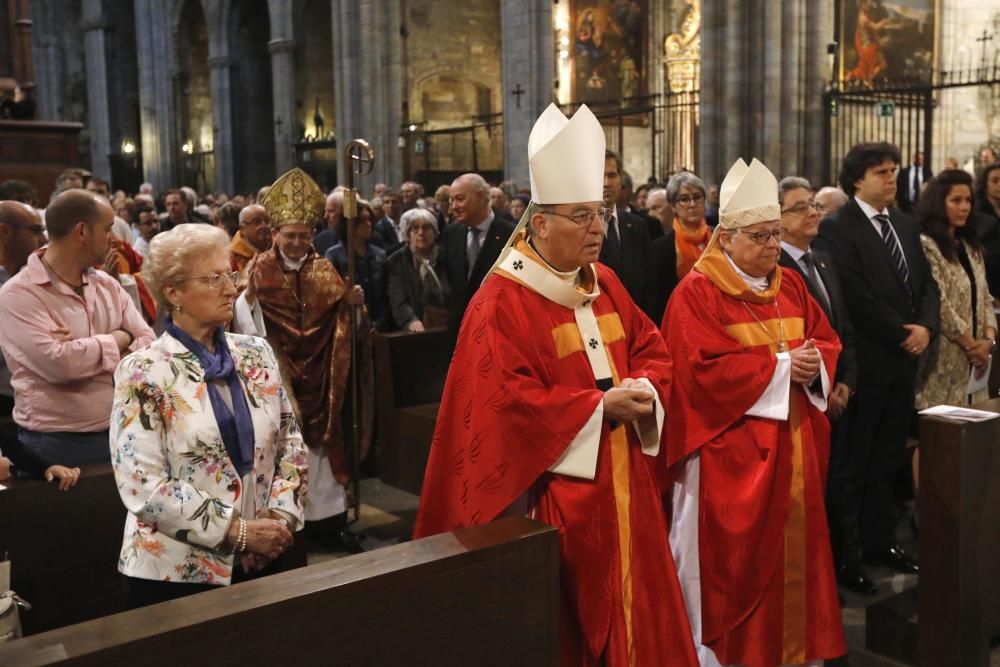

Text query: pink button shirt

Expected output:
[0,251,155,432]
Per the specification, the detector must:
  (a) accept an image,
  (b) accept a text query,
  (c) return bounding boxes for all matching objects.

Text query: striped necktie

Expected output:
[874,213,910,286]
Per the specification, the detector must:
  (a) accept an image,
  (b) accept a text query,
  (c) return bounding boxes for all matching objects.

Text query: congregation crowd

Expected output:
[1,121,999,662]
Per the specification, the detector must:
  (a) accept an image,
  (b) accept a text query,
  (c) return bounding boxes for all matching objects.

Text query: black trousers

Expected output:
[826,377,914,565]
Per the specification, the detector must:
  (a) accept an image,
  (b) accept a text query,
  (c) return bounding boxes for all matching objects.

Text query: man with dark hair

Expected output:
[816,142,940,595]
[132,204,160,257]
[0,190,154,466]
[600,149,656,319]
[373,187,404,254]
[896,151,932,213]
[160,189,191,230]
[86,176,111,200]
[0,179,38,207]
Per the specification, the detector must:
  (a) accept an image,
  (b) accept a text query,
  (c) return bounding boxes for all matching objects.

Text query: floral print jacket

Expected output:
[110,332,308,585]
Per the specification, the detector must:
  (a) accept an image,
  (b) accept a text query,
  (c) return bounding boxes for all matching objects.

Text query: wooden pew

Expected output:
[0,120,84,203]
[0,464,126,634]
[917,399,1000,667]
[0,517,560,666]
[373,328,454,494]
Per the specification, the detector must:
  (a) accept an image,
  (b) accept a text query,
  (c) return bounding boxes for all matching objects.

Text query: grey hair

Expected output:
[400,207,438,239]
[665,171,706,203]
[778,176,812,206]
[326,190,344,212]
[646,187,667,202]
[454,173,490,196]
[143,224,231,309]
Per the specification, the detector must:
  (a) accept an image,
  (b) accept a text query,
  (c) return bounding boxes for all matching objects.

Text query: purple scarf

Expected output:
[165,317,255,477]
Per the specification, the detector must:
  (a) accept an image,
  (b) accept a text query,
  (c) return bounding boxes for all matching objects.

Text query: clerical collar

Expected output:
[277,248,307,271]
[723,251,769,292]
[528,239,581,285]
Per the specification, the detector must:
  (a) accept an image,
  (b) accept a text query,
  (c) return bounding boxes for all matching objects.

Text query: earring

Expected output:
[174,303,183,313]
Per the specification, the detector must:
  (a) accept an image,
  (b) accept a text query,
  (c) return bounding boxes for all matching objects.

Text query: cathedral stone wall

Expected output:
[405,0,502,128]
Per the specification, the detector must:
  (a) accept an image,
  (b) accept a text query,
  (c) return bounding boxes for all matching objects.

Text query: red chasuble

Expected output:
[663,248,847,667]
[415,241,698,667]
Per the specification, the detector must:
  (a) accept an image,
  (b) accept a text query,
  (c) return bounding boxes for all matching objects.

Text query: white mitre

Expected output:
[528,103,605,204]
[718,157,781,229]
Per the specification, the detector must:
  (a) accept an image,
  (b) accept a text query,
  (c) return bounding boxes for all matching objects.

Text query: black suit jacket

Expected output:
[815,198,940,385]
[600,208,656,321]
[779,248,858,391]
[649,230,679,327]
[372,216,403,255]
[975,209,1000,298]
[896,164,933,212]
[441,217,516,330]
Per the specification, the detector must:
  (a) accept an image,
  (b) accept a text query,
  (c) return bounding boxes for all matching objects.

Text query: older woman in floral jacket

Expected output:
[110,224,308,609]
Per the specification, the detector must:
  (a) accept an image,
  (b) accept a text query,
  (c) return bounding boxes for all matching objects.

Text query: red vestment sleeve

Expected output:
[413,276,605,537]
[662,272,780,465]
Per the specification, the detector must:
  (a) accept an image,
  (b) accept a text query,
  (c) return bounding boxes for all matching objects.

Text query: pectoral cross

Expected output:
[511,83,525,109]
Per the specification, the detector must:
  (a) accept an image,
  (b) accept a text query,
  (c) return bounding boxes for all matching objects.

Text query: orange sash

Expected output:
[672,217,710,278]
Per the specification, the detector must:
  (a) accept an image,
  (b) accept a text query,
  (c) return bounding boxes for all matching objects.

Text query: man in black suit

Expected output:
[778,176,860,582]
[896,151,932,213]
[816,142,940,595]
[489,186,516,225]
[441,173,515,332]
[601,150,656,320]
[372,187,404,255]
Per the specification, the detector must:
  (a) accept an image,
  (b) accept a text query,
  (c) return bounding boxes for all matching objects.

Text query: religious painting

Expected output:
[840,0,938,84]
[570,0,648,105]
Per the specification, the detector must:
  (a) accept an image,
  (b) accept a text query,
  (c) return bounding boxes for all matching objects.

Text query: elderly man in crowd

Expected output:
[400,180,422,212]
[665,158,846,667]
[646,187,673,234]
[0,190,154,466]
[314,190,344,256]
[441,173,515,332]
[489,186,514,224]
[230,204,272,272]
[815,186,849,218]
[415,103,698,666]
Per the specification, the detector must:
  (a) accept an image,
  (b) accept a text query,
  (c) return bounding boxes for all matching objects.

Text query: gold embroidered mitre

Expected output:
[261,167,325,229]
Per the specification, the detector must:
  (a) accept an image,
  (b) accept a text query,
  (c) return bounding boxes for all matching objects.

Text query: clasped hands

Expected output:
[603,378,655,422]
[899,324,931,358]
[790,339,821,386]
[224,510,294,571]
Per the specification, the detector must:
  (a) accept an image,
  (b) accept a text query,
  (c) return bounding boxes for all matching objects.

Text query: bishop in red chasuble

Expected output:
[414,104,697,666]
[663,159,846,667]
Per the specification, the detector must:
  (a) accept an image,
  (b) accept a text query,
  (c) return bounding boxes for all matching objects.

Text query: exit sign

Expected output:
[877,102,895,117]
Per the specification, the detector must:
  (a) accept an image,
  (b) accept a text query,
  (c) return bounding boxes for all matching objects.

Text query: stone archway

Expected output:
[229,0,275,193]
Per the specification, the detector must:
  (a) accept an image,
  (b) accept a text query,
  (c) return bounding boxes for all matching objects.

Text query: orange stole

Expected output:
[247,249,364,482]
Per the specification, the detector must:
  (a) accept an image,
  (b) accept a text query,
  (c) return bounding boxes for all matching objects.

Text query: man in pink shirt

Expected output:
[0,190,154,466]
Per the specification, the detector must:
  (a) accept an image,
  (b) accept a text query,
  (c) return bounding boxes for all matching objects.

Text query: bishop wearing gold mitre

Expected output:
[663,158,847,666]
[233,168,369,552]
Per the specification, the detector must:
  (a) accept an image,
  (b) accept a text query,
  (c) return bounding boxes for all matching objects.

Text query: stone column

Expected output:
[81,0,113,181]
[268,0,296,177]
[357,0,403,187]
[500,0,553,190]
[268,38,297,175]
[29,0,63,121]
[332,0,362,184]
[134,0,177,189]
[208,55,236,195]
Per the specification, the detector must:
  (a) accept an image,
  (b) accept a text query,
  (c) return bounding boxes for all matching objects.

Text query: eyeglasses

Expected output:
[674,193,706,207]
[737,228,784,245]
[181,271,243,289]
[542,207,611,226]
[780,201,820,216]
[409,223,437,234]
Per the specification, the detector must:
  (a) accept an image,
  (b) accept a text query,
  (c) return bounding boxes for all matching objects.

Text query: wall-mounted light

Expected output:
[121,139,136,155]
[408,124,417,132]
[182,140,193,155]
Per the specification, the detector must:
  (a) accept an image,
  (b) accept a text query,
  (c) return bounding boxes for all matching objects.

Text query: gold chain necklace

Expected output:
[741,300,788,352]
